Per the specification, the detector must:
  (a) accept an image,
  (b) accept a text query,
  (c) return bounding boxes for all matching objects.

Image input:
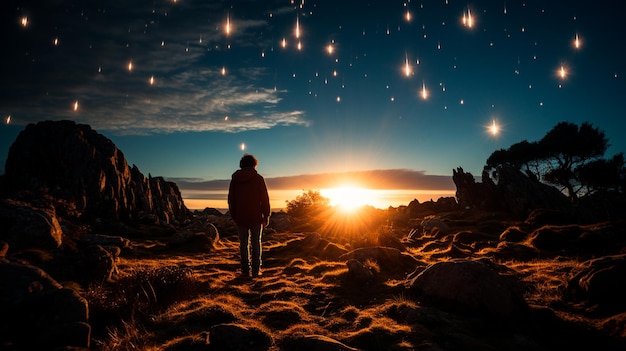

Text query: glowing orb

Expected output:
[488,119,500,136]
[322,186,371,213]
[240,143,246,151]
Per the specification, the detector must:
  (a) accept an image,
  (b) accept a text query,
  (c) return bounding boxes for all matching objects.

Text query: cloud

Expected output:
[170,169,456,192]
[1,0,309,136]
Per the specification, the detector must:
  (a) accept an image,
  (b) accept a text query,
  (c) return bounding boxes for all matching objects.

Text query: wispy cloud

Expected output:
[1,0,309,136]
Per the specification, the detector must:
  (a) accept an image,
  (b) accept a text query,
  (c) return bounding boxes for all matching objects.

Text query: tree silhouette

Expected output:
[485,121,624,201]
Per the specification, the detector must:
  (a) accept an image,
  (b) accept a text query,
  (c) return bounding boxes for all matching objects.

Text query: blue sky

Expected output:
[1,0,625,206]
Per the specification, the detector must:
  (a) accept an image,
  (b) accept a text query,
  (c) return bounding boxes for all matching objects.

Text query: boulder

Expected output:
[0,259,90,348]
[566,254,626,313]
[405,259,527,318]
[2,120,190,225]
[339,246,423,276]
[209,323,272,350]
[0,199,63,251]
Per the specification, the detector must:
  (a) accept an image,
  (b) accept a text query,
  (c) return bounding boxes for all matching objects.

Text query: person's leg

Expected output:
[237,225,251,275]
[250,223,263,276]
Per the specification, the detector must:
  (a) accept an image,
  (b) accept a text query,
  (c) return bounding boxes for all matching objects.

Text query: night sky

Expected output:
[1,0,625,207]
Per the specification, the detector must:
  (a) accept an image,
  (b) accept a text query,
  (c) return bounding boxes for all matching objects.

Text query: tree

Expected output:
[485,121,624,201]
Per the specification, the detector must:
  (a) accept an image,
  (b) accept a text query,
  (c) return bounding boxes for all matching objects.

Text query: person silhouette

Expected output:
[228,154,270,277]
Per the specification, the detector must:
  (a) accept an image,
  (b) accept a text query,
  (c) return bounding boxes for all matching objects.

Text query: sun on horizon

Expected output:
[321,185,372,213]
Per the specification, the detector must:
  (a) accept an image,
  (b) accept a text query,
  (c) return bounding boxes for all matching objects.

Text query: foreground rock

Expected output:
[0,259,90,349]
[405,259,528,318]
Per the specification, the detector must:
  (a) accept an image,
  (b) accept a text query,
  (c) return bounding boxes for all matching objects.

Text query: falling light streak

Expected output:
[5,115,11,124]
[225,12,231,35]
[240,143,246,151]
[73,101,79,111]
[574,33,581,49]
[281,38,287,48]
[405,10,411,22]
[128,60,133,72]
[21,16,28,27]
[221,66,226,75]
[297,41,302,51]
[462,8,474,28]
[53,37,59,46]
[336,96,341,102]
[294,14,301,39]
[558,65,567,79]
[326,43,334,55]
[420,82,428,100]
[503,2,507,14]
[403,53,412,77]
[149,76,155,85]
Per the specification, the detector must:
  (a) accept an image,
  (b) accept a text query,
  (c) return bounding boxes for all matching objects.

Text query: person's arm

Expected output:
[259,176,270,225]
[227,179,236,220]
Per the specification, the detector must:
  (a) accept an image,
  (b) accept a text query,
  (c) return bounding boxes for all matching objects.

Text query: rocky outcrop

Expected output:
[0,199,62,251]
[453,166,572,219]
[566,254,626,314]
[2,120,190,225]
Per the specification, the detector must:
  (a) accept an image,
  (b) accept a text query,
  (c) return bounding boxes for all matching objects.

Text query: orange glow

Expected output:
[326,43,334,55]
[221,66,226,75]
[128,60,133,72]
[574,33,581,49]
[225,13,231,35]
[558,65,567,79]
[149,75,155,85]
[281,37,287,48]
[294,15,301,39]
[403,53,412,77]
[21,16,28,27]
[405,10,411,22]
[420,82,428,100]
[73,100,79,111]
[488,119,500,136]
[462,8,474,28]
[321,186,372,213]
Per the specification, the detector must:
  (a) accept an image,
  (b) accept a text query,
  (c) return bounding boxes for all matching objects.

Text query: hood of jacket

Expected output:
[231,167,258,184]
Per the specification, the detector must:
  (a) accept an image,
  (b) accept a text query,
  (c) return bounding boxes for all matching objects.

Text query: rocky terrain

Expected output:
[1,120,625,350]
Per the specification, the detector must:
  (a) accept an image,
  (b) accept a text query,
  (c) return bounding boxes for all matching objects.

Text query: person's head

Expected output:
[239,154,259,169]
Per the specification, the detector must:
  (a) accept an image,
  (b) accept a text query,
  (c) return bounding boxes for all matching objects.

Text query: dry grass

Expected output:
[86,216,624,350]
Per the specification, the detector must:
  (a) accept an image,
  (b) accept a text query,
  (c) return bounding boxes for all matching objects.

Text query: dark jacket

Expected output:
[228,167,270,226]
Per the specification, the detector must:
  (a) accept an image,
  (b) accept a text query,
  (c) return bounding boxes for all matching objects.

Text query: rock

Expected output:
[420,215,450,234]
[453,167,497,210]
[0,199,63,251]
[346,259,376,285]
[499,226,527,242]
[169,219,220,251]
[527,225,581,252]
[2,120,190,225]
[209,323,272,350]
[43,244,118,284]
[284,334,360,351]
[405,259,527,318]
[77,233,131,248]
[340,246,423,276]
[0,241,8,257]
[453,166,572,220]
[302,232,348,260]
[566,254,626,313]
[0,259,90,349]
